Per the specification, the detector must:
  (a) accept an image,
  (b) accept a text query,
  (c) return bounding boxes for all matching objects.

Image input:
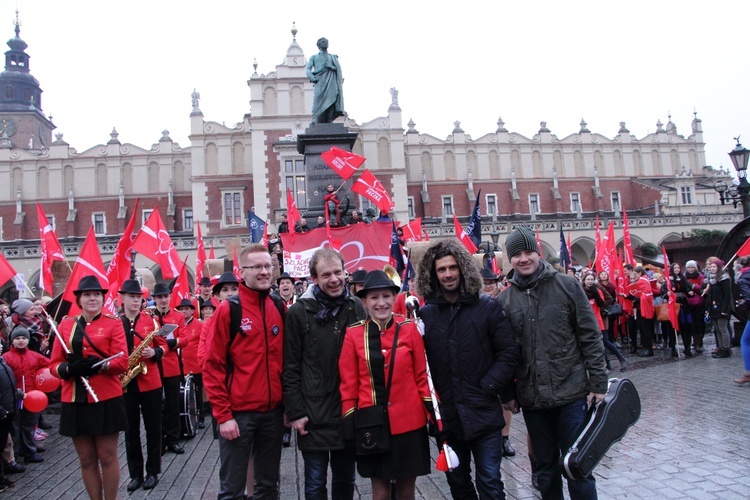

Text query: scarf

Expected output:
[685,269,702,280]
[312,285,351,323]
[513,261,547,290]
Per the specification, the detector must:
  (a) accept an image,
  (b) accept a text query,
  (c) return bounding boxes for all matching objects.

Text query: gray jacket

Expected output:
[498,261,607,409]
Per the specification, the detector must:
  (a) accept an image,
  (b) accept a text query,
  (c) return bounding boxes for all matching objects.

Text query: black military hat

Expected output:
[73,275,108,295]
[356,270,400,298]
[119,279,143,295]
[152,283,171,297]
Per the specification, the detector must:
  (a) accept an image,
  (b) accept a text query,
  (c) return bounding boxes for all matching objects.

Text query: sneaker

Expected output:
[0,476,15,492]
[501,437,516,457]
[23,454,44,464]
[34,429,48,441]
[4,462,25,474]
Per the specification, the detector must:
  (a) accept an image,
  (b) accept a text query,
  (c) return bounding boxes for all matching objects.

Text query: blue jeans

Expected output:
[301,448,356,500]
[742,321,750,370]
[523,398,598,500]
[443,428,505,499]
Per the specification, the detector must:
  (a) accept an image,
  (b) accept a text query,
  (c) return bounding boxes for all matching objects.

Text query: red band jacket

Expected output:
[50,313,129,403]
[181,317,204,375]
[203,285,284,423]
[153,308,187,378]
[339,316,431,436]
[121,312,165,393]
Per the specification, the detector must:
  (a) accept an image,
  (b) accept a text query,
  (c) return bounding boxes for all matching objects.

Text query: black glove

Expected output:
[66,356,102,377]
[424,400,437,427]
[342,413,355,442]
[166,339,177,350]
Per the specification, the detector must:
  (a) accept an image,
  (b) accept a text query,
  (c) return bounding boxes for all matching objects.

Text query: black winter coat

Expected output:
[419,292,520,441]
[0,356,18,420]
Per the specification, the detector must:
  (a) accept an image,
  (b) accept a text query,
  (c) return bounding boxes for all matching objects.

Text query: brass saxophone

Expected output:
[121,327,161,388]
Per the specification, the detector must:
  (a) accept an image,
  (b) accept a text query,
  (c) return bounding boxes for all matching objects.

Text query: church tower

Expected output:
[0,11,55,150]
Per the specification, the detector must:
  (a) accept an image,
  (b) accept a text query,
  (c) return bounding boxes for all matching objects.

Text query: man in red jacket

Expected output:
[152,283,187,455]
[204,244,285,500]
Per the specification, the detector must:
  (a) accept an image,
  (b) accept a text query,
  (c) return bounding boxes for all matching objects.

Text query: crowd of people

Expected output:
[0,225,747,499]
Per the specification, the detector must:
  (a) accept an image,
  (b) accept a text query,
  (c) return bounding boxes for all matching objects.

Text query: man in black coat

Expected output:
[415,240,520,499]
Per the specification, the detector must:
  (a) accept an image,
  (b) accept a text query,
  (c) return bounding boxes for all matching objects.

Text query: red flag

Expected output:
[232,246,241,280]
[599,221,616,276]
[622,209,635,266]
[209,243,215,260]
[132,207,181,279]
[452,213,478,254]
[320,146,365,181]
[62,226,109,316]
[286,188,301,232]
[736,235,750,258]
[195,220,207,288]
[490,256,501,275]
[400,218,423,243]
[567,231,573,264]
[423,227,430,242]
[534,228,544,259]
[0,253,17,286]
[37,204,65,294]
[169,257,191,309]
[351,169,394,214]
[661,246,680,330]
[106,198,139,291]
[261,220,269,247]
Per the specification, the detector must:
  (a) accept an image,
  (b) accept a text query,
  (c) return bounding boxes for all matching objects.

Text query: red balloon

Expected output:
[36,368,61,393]
[24,390,48,413]
[141,287,150,299]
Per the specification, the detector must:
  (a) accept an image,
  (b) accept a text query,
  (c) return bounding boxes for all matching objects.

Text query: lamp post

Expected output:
[715,137,750,218]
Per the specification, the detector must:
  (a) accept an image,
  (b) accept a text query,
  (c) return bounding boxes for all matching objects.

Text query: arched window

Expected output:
[614,150,623,176]
[148,162,159,193]
[37,166,49,199]
[63,165,74,194]
[574,150,584,177]
[232,142,244,174]
[633,150,642,175]
[532,151,543,177]
[444,151,456,180]
[489,150,500,178]
[205,143,218,175]
[377,137,391,169]
[290,86,304,114]
[121,163,133,193]
[263,87,278,115]
[173,161,186,191]
[651,149,662,175]
[421,152,433,181]
[96,164,108,196]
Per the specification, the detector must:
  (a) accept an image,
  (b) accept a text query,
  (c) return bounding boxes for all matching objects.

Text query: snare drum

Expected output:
[180,373,199,438]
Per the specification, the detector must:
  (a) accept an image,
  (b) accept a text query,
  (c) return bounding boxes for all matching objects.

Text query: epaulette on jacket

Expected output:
[350,319,366,328]
[105,314,119,320]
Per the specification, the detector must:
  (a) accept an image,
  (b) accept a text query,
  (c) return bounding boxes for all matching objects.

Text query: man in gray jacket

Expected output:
[498,226,607,499]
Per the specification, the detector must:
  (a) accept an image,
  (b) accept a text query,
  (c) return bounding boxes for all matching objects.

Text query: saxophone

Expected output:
[121,327,161,388]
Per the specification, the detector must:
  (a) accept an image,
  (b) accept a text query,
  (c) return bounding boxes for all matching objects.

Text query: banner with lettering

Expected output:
[279,222,392,278]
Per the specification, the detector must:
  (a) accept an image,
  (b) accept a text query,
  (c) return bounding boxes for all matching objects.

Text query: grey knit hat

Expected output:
[685,260,698,269]
[10,326,30,342]
[11,299,33,316]
[505,226,539,258]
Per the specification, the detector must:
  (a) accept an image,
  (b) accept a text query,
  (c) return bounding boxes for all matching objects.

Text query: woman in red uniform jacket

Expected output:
[50,276,128,500]
[339,270,432,500]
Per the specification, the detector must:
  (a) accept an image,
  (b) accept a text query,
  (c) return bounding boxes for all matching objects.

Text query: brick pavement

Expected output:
[3,337,750,499]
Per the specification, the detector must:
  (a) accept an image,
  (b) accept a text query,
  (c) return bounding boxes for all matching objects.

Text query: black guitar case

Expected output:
[561,378,641,481]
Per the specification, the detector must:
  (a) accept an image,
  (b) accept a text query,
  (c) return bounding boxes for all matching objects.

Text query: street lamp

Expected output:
[714,137,750,218]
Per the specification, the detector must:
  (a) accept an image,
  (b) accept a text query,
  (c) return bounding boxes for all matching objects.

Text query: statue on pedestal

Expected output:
[306,38,345,124]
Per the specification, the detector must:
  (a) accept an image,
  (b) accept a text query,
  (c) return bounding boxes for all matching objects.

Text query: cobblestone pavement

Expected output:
[4,337,749,499]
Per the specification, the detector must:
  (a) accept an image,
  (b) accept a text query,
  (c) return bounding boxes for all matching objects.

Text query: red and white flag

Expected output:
[37,204,65,294]
[232,246,241,280]
[622,209,635,266]
[62,226,111,316]
[106,198,139,291]
[400,218,423,243]
[320,146,365,180]
[661,246,680,331]
[195,220,207,288]
[452,213,478,254]
[286,188,301,236]
[352,169,393,214]
[132,208,181,279]
[0,253,17,287]
[169,257,191,309]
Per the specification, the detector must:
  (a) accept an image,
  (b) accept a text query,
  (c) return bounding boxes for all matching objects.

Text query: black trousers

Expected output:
[192,373,205,421]
[636,313,655,350]
[0,414,12,480]
[162,376,181,445]
[124,388,162,478]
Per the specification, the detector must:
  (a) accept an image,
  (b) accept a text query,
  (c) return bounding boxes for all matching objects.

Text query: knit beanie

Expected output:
[505,226,539,258]
[11,298,33,316]
[10,326,30,342]
[685,260,698,269]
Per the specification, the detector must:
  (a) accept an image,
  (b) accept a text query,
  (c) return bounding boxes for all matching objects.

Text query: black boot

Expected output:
[502,436,516,457]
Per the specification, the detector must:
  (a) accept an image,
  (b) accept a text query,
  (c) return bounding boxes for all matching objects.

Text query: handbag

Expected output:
[655,303,681,322]
[353,323,400,456]
[606,303,623,318]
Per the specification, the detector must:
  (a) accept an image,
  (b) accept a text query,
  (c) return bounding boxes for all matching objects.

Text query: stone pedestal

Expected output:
[296,123,358,217]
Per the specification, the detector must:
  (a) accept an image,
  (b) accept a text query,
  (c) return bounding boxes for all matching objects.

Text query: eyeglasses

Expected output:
[241,264,275,272]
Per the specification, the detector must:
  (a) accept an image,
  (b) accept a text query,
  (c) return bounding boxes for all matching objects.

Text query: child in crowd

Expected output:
[2,327,48,463]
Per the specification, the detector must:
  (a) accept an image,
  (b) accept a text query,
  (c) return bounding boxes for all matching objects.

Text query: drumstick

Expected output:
[92,351,124,368]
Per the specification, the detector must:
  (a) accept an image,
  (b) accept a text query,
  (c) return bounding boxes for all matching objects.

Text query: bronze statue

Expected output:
[306,38,345,124]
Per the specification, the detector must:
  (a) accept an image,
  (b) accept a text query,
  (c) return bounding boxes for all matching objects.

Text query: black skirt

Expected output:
[60,396,128,437]
[356,426,431,479]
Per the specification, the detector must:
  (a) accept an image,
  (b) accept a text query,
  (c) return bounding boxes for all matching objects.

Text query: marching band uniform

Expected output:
[120,280,166,491]
[152,284,187,455]
[180,304,205,427]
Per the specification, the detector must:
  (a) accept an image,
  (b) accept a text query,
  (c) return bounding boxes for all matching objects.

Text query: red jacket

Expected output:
[153,308,187,378]
[628,276,655,319]
[197,314,215,370]
[181,317,204,375]
[339,316,430,436]
[121,312,165,393]
[50,313,129,403]
[203,284,284,423]
[3,347,48,392]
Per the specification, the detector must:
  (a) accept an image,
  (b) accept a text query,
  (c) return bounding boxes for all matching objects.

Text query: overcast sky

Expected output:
[5,1,749,172]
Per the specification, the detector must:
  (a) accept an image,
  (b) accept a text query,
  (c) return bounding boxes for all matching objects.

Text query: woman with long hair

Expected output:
[50,276,128,500]
[582,272,628,370]
[706,260,732,358]
[669,262,694,356]
[339,270,431,500]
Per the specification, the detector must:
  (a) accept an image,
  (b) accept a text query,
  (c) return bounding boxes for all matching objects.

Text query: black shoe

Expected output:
[164,443,184,455]
[24,454,44,463]
[531,472,539,490]
[143,475,158,490]
[636,349,654,357]
[502,437,516,457]
[198,420,206,429]
[127,478,143,492]
[0,476,14,491]
[4,462,25,474]
[714,348,731,358]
